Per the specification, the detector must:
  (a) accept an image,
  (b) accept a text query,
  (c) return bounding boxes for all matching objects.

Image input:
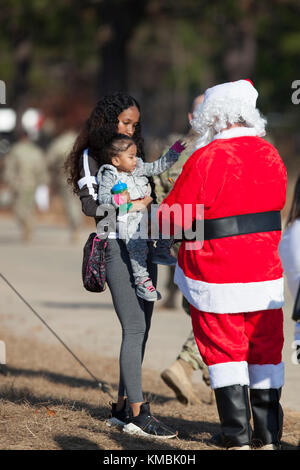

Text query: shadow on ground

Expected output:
[0,380,299,451]
[40,301,114,310]
[54,435,103,450]
[4,365,113,391]
[2,365,175,405]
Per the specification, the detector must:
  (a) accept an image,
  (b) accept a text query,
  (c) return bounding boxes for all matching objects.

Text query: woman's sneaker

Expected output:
[136,279,161,302]
[123,402,177,439]
[106,400,130,428]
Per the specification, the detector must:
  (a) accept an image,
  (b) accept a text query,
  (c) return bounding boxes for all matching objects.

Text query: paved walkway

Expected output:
[0,216,299,411]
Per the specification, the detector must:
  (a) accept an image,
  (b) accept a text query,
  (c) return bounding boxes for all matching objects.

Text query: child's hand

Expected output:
[170,139,187,154]
[124,190,131,203]
[129,196,153,212]
[141,195,153,207]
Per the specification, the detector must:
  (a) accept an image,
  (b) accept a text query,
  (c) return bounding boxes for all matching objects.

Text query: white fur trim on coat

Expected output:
[213,126,259,140]
[248,362,284,389]
[174,265,284,314]
[208,361,249,389]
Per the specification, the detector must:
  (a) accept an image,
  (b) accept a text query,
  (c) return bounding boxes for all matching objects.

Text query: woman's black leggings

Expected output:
[105,238,157,403]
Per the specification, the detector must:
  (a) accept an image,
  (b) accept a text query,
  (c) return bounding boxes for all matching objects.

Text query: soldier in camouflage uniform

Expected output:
[154,132,190,309]
[153,95,211,405]
[3,134,49,242]
[47,130,83,242]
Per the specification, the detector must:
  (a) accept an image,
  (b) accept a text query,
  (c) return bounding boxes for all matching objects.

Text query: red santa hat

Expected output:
[191,79,266,148]
[204,79,258,108]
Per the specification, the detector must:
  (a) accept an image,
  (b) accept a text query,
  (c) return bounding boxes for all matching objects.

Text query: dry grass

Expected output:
[0,329,299,451]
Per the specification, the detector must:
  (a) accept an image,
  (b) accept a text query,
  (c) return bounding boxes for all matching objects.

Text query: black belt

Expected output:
[175,211,281,241]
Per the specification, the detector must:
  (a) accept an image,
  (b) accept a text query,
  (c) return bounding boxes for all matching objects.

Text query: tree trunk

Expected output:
[97,0,147,95]
[12,38,33,110]
[223,18,256,81]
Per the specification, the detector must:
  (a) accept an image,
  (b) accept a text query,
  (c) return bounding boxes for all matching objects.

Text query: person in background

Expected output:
[3,109,49,242]
[279,175,300,362]
[47,126,83,243]
[154,95,211,405]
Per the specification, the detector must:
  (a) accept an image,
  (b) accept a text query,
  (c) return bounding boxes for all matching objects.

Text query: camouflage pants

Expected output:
[178,296,209,383]
[13,190,36,239]
[60,184,82,230]
[164,257,209,383]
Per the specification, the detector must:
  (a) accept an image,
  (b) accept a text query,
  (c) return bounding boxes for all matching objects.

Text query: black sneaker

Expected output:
[106,399,130,428]
[122,402,177,439]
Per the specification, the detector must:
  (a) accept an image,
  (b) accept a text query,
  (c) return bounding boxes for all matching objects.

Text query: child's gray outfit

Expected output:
[98,148,180,296]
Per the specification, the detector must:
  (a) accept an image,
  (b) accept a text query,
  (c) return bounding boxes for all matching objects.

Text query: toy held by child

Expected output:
[111,180,133,211]
[98,134,186,302]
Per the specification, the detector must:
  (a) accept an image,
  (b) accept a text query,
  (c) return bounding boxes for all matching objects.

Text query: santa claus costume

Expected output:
[158,79,287,450]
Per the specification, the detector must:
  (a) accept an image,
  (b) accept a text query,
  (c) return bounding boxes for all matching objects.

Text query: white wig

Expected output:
[191,80,267,150]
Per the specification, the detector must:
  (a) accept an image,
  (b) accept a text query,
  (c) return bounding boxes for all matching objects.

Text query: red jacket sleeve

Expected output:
[158,154,204,238]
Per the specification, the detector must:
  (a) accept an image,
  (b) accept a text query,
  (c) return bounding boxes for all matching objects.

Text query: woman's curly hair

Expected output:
[65,92,144,194]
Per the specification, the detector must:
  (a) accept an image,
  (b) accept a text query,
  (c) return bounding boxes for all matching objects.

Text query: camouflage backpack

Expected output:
[82,233,107,292]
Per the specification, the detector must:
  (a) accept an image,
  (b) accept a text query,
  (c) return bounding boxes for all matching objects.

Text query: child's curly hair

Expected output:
[103,134,135,165]
[65,92,144,194]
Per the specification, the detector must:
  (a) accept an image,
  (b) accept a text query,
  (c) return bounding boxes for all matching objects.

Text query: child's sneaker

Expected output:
[123,402,177,439]
[106,400,130,428]
[136,278,161,302]
[151,248,177,266]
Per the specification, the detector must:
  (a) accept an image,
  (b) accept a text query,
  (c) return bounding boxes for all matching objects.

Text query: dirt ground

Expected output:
[0,328,300,452]
[1,208,300,455]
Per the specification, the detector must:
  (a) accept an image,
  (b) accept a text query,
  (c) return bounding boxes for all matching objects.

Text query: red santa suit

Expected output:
[158,125,287,391]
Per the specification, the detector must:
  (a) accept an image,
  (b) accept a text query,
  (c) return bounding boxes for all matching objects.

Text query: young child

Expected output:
[98,134,186,301]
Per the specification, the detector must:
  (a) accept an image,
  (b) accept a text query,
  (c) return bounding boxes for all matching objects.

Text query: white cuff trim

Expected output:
[174,265,284,313]
[248,362,284,389]
[208,361,249,389]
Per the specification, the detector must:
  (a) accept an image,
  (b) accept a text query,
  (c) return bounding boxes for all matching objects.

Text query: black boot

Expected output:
[0,364,7,376]
[214,384,252,449]
[250,388,283,449]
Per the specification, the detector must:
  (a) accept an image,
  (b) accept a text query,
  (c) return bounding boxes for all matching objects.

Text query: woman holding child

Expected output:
[65,92,185,439]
